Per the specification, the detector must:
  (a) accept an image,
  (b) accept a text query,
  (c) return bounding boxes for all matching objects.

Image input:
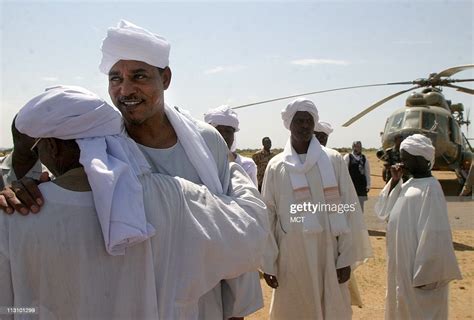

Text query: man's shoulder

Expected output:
[238,154,256,167]
[267,153,285,169]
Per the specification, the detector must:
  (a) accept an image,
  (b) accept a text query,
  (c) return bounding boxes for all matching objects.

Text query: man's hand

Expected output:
[0,173,48,215]
[263,273,279,289]
[336,266,351,284]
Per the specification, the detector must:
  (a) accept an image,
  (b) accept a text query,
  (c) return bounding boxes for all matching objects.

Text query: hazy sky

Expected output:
[1,0,473,149]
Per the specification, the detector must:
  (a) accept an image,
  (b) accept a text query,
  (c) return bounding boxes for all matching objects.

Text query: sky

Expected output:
[1,0,473,149]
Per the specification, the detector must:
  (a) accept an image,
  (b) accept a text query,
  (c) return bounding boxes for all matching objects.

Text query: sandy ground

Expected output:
[247,151,473,319]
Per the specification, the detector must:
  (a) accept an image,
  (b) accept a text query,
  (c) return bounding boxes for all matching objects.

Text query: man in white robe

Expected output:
[313,120,333,147]
[204,105,263,319]
[375,134,462,319]
[261,98,372,319]
[0,86,268,319]
[204,105,258,186]
[0,20,268,319]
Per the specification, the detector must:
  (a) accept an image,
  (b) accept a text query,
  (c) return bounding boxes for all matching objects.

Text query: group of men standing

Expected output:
[0,19,463,320]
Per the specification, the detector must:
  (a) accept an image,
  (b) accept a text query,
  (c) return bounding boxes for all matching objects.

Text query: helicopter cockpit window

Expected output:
[403,110,420,129]
[437,115,448,135]
[422,112,437,131]
[388,112,404,132]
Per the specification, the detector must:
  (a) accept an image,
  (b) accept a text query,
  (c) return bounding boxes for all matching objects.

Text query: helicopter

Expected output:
[231,64,474,183]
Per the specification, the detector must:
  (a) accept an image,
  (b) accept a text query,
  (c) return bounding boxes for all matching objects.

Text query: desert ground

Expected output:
[246,150,473,320]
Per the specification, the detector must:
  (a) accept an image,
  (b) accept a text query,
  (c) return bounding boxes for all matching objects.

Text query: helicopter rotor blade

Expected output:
[432,64,474,80]
[231,82,414,110]
[445,84,474,95]
[342,85,420,127]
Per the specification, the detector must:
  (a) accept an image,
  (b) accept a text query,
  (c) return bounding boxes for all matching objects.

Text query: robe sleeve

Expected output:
[166,163,268,317]
[375,178,403,221]
[0,215,13,318]
[333,153,372,269]
[261,163,281,276]
[412,182,462,287]
[248,161,258,187]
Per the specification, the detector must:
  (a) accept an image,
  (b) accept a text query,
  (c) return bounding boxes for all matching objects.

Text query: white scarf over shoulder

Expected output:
[282,137,350,236]
[15,85,154,256]
[281,98,349,236]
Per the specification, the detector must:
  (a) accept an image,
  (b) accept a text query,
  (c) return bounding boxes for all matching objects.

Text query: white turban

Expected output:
[314,121,333,135]
[99,19,171,74]
[400,134,435,168]
[203,105,240,132]
[281,97,319,130]
[15,85,154,256]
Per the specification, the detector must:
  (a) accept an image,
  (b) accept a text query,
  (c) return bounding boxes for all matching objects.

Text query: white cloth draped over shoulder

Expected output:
[165,104,226,194]
[375,177,462,319]
[15,85,154,256]
[282,136,350,236]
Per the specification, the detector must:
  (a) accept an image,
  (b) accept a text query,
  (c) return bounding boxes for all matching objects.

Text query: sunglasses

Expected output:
[30,138,42,151]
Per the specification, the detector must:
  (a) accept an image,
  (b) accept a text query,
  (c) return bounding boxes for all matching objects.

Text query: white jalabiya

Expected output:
[137,119,265,319]
[15,85,153,256]
[400,133,436,169]
[204,105,240,132]
[282,137,350,236]
[375,177,462,319]
[0,164,268,319]
[235,154,258,186]
[99,19,170,74]
[314,121,333,135]
[262,148,372,320]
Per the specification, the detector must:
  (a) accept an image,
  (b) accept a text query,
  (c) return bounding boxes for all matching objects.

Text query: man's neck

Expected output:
[126,113,177,149]
[53,167,91,192]
[291,139,310,155]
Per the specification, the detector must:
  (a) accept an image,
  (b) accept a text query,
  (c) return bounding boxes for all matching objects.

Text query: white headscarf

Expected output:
[400,134,435,169]
[203,105,240,132]
[314,121,333,135]
[15,85,154,256]
[281,97,319,130]
[99,20,171,74]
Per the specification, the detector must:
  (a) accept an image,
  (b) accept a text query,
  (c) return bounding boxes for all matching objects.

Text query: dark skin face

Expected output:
[400,150,431,178]
[36,138,81,178]
[314,131,328,146]
[290,111,315,154]
[352,142,362,155]
[262,138,272,151]
[11,118,39,179]
[108,60,172,127]
[215,125,235,150]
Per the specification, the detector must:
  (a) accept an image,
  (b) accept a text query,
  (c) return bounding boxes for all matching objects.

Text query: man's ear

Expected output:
[162,67,172,90]
[44,138,60,157]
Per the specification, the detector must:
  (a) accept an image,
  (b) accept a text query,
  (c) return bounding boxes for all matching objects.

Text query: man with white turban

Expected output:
[314,120,333,146]
[204,105,262,318]
[0,20,269,319]
[204,105,258,186]
[375,133,462,319]
[0,86,269,319]
[261,97,372,319]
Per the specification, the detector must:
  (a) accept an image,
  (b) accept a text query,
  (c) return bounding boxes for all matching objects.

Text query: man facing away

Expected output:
[252,136,275,191]
[0,20,268,319]
[343,141,371,211]
[375,134,462,320]
[204,105,258,186]
[0,86,269,319]
[261,97,372,319]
